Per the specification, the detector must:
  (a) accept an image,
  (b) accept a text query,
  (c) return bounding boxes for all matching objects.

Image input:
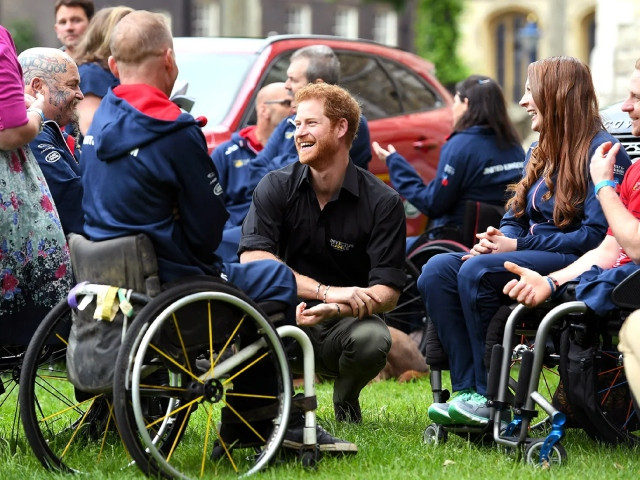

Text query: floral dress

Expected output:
[1,145,73,345]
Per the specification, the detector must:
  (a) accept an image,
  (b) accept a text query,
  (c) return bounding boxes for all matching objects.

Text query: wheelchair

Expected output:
[486,272,640,464]
[422,271,640,467]
[18,233,322,478]
[384,200,506,358]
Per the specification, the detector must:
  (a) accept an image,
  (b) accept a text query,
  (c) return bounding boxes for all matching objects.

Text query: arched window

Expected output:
[578,10,596,64]
[491,11,538,103]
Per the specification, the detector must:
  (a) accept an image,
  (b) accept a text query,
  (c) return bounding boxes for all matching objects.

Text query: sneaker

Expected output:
[427,388,474,425]
[334,400,362,423]
[282,422,358,454]
[448,392,491,426]
[427,402,454,425]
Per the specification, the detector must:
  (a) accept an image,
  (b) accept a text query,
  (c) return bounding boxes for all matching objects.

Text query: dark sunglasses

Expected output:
[264,99,292,107]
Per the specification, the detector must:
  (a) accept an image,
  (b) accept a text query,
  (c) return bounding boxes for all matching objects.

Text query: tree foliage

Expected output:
[6,19,38,54]
[414,0,468,89]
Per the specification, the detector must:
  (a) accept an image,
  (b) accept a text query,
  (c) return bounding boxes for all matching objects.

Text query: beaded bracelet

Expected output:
[334,303,341,317]
[594,180,616,196]
[315,282,322,300]
[323,285,331,303]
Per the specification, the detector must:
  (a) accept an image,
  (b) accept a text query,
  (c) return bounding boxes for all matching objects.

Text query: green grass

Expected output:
[1,372,639,480]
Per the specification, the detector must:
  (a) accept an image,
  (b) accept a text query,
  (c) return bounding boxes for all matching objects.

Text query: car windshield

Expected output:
[173,51,257,124]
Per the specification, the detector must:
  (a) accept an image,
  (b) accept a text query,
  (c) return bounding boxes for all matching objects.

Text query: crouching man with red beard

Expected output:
[239,83,407,425]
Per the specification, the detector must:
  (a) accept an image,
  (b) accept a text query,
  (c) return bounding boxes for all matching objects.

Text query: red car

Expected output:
[173,35,454,236]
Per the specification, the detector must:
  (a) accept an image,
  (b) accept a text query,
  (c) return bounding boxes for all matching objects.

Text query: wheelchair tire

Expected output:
[1,344,28,453]
[558,321,639,445]
[385,239,468,356]
[113,278,292,479]
[525,440,567,467]
[19,299,134,473]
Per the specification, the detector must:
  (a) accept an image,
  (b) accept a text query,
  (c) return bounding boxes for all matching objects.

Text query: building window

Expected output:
[492,12,530,103]
[373,10,398,46]
[192,0,220,37]
[285,5,312,34]
[334,7,358,39]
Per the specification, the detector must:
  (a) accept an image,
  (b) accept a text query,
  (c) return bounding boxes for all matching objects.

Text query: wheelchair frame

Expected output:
[17,234,323,478]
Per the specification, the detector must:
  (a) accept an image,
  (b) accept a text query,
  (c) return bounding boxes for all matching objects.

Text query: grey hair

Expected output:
[290,45,340,85]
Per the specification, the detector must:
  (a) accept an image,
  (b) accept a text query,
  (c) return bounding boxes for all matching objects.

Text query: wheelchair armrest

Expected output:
[611,268,640,310]
[258,301,288,324]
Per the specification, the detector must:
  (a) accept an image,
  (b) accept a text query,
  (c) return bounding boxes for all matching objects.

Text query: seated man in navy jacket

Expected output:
[19,47,85,234]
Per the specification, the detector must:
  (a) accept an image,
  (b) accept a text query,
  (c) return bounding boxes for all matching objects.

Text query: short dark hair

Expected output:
[54,0,95,20]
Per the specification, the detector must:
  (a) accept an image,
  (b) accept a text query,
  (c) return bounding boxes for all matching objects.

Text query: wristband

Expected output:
[544,276,556,294]
[548,276,560,291]
[334,303,341,317]
[594,180,616,197]
[27,107,45,134]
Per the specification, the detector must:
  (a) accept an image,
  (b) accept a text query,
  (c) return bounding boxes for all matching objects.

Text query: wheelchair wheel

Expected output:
[558,319,640,445]
[113,278,292,479]
[0,345,27,452]
[422,423,447,445]
[19,299,137,473]
[525,440,567,467]
[385,239,468,356]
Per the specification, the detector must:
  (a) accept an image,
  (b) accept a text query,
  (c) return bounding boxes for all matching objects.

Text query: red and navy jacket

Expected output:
[81,84,229,283]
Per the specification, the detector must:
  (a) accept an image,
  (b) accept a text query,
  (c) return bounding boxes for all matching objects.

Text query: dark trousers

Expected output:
[299,314,391,404]
[418,250,578,395]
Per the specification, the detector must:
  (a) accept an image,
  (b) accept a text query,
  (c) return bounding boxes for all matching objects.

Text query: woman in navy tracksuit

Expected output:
[420,57,632,427]
[373,75,525,248]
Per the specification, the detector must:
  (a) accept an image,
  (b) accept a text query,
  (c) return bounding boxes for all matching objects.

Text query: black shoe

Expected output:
[334,400,362,423]
[282,420,357,454]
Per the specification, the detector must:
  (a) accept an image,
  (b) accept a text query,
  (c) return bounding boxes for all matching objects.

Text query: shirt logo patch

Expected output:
[45,151,61,163]
[330,239,354,252]
[285,131,295,140]
[633,182,640,192]
[233,159,249,168]
[37,143,54,153]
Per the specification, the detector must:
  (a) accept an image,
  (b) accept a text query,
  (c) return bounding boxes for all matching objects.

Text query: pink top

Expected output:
[0,26,28,131]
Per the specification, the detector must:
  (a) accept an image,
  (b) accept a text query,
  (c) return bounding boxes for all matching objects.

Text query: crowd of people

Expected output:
[1,0,639,465]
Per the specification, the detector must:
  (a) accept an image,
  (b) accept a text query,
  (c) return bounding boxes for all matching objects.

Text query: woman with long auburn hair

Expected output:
[418,56,632,427]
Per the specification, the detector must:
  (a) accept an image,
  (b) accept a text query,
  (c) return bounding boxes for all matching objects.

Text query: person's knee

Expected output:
[345,320,391,365]
[417,252,457,295]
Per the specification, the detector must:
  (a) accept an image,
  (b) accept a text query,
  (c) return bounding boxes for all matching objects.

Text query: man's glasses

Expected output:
[264,99,292,107]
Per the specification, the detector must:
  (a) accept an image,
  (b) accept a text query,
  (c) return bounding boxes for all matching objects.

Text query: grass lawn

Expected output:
[1,370,639,480]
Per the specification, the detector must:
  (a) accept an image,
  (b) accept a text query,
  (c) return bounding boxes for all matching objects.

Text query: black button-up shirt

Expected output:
[239,161,406,290]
